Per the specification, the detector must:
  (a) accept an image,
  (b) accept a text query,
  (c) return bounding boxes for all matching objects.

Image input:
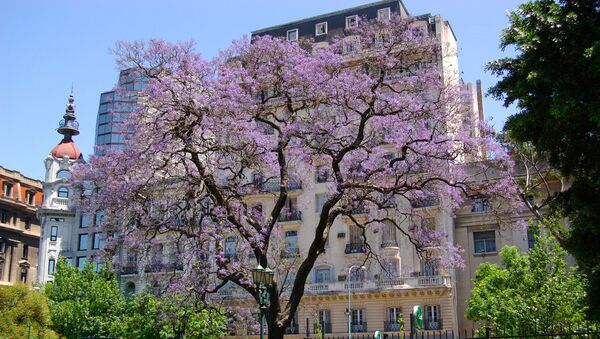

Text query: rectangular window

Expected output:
[315,268,331,283]
[351,309,366,332]
[287,29,298,42]
[420,259,437,276]
[315,166,330,183]
[527,229,537,249]
[424,305,442,330]
[78,234,88,251]
[48,258,56,274]
[94,262,102,272]
[316,194,327,212]
[92,232,104,249]
[94,211,104,226]
[382,221,398,247]
[0,210,9,224]
[76,256,86,269]
[80,214,90,228]
[473,231,496,254]
[26,191,35,205]
[377,7,391,21]
[224,236,237,259]
[24,218,31,230]
[3,182,13,197]
[50,217,64,222]
[284,231,299,257]
[50,226,58,241]
[22,245,28,259]
[387,307,402,331]
[318,309,330,333]
[345,15,358,29]
[315,22,327,36]
[471,196,491,213]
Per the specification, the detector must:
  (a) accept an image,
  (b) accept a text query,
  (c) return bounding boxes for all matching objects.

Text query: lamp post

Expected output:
[347,265,366,339]
[252,264,274,339]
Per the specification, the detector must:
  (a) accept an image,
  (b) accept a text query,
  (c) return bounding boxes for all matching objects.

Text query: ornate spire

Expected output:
[57,92,80,141]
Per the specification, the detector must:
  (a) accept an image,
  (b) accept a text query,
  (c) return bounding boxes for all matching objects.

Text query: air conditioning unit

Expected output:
[338,274,347,281]
[337,232,346,238]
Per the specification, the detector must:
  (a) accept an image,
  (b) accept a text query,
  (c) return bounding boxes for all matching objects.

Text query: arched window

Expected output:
[56,170,71,179]
[57,187,69,198]
[125,281,136,295]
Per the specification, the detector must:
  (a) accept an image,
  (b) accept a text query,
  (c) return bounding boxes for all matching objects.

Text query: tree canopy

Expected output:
[45,258,227,338]
[0,283,58,338]
[488,0,600,318]
[45,258,127,338]
[467,232,588,333]
[75,14,521,338]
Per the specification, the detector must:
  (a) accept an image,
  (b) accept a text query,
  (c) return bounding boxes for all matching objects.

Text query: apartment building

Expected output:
[106,1,533,336]
[204,1,483,337]
[0,166,43,285]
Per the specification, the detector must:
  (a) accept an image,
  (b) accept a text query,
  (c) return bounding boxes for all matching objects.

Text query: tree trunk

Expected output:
[267,322,286,339]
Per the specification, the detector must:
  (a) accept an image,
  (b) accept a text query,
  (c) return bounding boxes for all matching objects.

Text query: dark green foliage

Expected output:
[488,0,600,319]
[467,233,588,332]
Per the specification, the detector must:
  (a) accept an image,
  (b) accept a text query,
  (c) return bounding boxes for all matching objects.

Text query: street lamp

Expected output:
[252,264,274,339]
[347,265,366,339]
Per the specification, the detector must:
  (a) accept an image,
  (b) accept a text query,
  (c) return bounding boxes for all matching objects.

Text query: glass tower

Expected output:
[95,69,146,153]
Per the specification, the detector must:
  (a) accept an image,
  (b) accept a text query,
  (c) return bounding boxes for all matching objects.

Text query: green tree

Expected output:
[467,232,587,333]
[488,0,600,318]
[45,257,227,338]
[0,283,58,338]
[121,292,228,339]
[45,258,126,338]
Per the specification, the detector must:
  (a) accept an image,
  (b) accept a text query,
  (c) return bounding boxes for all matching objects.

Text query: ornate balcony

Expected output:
[410,197,439,208]
[424,318,443,330]
[381,239,399,248]
[258,180,302,193]
[314,322,332,334]
[305,276,451,295]
[351,323,368,333]
[278,209,302,222]
[284,324,299,334]
[345,242,366,254]
[384,321,402,332]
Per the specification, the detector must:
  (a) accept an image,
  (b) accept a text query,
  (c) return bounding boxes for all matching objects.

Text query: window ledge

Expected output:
[473,251,497,257]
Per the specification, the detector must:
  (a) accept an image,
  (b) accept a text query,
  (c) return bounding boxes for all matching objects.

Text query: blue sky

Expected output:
[0,0,524,180]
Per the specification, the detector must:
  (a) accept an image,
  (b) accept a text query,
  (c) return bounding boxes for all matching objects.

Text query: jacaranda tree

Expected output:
[75,15,521,338]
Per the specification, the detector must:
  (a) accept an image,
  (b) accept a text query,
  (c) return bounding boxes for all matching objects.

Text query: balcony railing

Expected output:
[278,210,302,222]
[121,265,138,275]
[425,318,443,330]
[351,323,368,333]
[305,276,450,295]
[384,321,402,332]
[381,239,399,248]
[284,325,299,334]
[410,197,439,208]
[345,242,366,254]
[258,180,302,193]
[313,322,332,334]
[351,206,368,215]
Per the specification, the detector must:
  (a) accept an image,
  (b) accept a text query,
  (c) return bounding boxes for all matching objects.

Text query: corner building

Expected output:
[217,1,502,337]
[0,166,43,285]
